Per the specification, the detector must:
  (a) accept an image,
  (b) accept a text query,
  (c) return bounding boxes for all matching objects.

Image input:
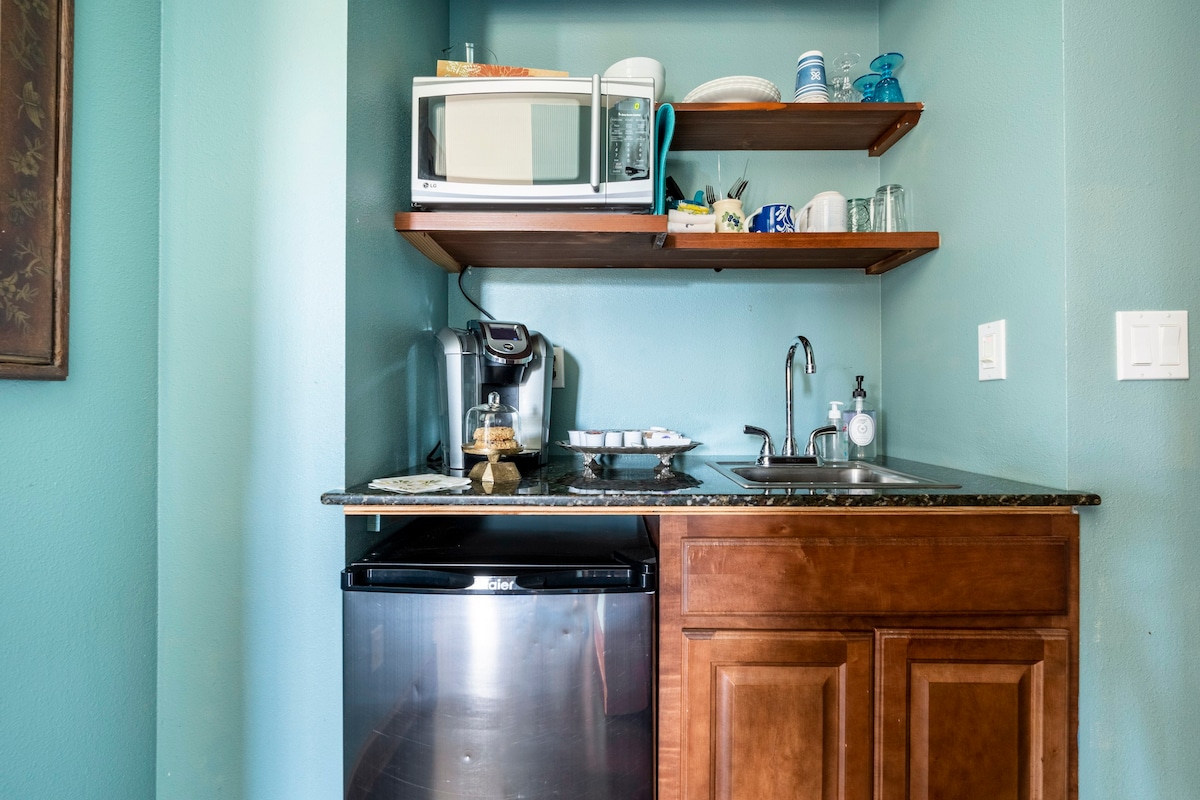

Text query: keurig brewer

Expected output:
[436,320,552,474]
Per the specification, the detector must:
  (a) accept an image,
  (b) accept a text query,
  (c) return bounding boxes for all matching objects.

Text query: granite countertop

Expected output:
[321,454,1101,510]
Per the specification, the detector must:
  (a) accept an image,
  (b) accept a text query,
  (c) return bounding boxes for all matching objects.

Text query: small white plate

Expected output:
[682,76,781,103]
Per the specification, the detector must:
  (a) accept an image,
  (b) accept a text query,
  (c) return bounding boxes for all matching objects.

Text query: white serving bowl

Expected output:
[604,57,665,102]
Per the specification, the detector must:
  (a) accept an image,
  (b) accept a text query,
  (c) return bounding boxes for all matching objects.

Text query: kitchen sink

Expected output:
[708,461,961,490]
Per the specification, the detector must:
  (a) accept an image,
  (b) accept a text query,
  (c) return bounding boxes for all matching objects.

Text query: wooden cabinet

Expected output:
[684,630,873,800]
[876,629,1069,800]
[656,510,1080,800]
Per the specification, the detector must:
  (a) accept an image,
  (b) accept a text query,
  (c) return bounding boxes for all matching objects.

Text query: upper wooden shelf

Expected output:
[666,102,924,156]
[395,212,938,275]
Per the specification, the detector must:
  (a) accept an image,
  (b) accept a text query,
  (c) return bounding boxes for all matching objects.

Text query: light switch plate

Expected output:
[978,320,1007,381]
[1116,311,1189,380]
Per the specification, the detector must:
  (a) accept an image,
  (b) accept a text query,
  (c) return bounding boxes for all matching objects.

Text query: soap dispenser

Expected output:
[843,375,878,462]
[819,401,844,462]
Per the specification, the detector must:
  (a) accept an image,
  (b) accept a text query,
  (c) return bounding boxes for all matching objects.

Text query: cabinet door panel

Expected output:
[684,630,872,800]
[876,629,1069,800]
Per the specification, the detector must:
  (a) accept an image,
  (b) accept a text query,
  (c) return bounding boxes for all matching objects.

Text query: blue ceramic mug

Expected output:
[748,203,796,233]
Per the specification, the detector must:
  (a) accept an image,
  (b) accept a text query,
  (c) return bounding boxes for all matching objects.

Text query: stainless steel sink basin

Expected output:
[708,461,961,489]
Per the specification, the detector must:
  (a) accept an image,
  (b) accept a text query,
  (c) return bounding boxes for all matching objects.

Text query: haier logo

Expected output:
[473,576,517,591]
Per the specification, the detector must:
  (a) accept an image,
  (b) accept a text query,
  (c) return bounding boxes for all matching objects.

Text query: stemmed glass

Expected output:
[869,52,905,102]
[852,73,881,103]
[830,52,861,102]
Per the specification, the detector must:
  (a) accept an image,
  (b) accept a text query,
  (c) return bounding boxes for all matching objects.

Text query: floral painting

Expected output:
[0,0,72,379]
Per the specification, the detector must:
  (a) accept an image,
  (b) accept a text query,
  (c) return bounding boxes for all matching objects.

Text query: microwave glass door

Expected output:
[421,93,590,186]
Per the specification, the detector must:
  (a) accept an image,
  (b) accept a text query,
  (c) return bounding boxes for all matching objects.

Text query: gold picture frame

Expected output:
[0,0,73,380]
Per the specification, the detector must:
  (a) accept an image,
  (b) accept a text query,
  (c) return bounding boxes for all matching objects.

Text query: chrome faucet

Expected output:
[782,335,815,457]
[744,335,822,466]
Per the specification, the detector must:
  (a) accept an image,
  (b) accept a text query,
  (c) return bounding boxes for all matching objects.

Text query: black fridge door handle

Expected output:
[516,567,640,591]
[347,568,475,590]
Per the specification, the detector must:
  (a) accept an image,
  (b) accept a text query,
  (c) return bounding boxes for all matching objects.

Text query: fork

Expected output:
[728,178,747,200]
[705,184,717,205]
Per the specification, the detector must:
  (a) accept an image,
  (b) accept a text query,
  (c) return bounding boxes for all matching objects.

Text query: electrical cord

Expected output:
[426,441,444,469]
[457,267,494,320]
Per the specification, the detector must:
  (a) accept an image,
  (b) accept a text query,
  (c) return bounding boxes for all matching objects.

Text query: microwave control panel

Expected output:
[608,97,652,183]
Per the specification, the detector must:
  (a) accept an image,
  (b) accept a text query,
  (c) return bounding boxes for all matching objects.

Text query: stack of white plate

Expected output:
[682,76,781,103]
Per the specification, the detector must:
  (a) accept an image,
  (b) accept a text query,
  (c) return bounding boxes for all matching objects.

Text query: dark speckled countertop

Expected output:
[321,455,1100,510]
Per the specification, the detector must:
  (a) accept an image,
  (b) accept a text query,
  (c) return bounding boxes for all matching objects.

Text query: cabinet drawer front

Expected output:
[682,537,1069,616]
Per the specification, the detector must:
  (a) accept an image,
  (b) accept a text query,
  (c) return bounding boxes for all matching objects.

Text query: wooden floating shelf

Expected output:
[395,212,939,275]
[666,102,924,156]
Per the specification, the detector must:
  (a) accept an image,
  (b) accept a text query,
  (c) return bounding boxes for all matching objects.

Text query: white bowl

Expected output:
[604,57,665,102]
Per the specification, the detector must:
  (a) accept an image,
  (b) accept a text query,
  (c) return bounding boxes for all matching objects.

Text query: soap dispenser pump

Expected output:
[819,401,844,462]
[844,375,878,462]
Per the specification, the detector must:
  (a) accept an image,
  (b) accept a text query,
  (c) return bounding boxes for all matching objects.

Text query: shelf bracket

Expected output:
[653,232,667,250]
[869,110,922,157]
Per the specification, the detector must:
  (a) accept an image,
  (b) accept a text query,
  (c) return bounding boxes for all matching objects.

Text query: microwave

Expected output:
[412,75,655,211]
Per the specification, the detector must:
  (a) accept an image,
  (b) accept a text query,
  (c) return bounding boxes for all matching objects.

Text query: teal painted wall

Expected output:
[878,0,1200,796]
[0,1,160,797]
[2,2,1195,798]
[444,1,890,453]
[879,0,1068,485]
[158,1,346,798]
[1064,0,1200,795]
[347,0,449,487]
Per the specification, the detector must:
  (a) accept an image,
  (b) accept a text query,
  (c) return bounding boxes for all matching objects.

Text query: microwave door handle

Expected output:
[590,74,602,193]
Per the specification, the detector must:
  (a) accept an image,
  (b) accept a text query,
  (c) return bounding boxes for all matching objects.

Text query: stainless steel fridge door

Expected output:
[343,589,654,800]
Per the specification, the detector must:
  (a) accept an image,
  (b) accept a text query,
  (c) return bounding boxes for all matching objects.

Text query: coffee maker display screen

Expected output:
[487,325,521,341]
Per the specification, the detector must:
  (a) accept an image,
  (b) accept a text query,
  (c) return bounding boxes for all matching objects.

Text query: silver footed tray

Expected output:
[555,440,701,472]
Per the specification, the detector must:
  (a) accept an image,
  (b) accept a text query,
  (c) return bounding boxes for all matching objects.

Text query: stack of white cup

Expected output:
[794,50,829,103]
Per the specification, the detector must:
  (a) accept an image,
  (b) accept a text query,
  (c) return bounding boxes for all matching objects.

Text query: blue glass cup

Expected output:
[852,73,881,102]
[869,52,905,102]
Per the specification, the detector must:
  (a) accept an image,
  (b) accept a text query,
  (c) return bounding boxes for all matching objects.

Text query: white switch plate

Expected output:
[1116,311,1189,380]
[552,345,566,389]
[978,319,1007,381]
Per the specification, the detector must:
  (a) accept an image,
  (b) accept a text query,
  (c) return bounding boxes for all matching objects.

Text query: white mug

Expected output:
[797,191,848,232]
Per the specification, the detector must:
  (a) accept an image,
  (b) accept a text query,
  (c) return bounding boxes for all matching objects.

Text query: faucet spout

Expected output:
[783,335,815,457]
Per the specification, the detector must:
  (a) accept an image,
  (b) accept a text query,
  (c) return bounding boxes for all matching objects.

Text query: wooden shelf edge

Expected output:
[395,214,938,273]
[666,102,924,152]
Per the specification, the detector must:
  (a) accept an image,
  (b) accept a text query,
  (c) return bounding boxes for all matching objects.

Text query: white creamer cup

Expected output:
[797,191,848,232]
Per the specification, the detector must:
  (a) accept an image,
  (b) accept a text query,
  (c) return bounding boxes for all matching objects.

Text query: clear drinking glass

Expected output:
[830,52,861,102]
[443,42,497,65]
[847,198,872,232]
[869,52,905,103]
[872,184,907,232]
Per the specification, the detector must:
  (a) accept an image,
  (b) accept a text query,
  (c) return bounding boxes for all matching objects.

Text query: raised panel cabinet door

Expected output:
[876,629,1070,800]
[682,630,872,800]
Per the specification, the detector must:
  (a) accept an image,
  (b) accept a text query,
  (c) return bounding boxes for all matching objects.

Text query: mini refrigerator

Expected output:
[342,515,656,800]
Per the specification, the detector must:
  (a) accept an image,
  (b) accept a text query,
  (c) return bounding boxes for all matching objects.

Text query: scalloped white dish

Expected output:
[682,76,781,104]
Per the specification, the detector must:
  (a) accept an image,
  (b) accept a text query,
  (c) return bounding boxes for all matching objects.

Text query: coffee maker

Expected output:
[436,320,553,474]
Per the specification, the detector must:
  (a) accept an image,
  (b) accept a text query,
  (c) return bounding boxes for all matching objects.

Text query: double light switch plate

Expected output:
[1116,311,1188,380]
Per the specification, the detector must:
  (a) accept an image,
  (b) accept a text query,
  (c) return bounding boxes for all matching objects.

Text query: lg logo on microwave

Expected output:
[422,181,439,189]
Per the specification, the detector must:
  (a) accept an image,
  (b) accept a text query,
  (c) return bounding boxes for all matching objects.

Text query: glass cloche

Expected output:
[462,392,522,455]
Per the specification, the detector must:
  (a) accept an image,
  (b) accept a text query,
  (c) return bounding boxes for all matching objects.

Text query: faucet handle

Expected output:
[743,425,775,463]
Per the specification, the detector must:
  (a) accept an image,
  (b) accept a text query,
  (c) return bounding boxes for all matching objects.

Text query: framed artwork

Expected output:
[0,0,72,380]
